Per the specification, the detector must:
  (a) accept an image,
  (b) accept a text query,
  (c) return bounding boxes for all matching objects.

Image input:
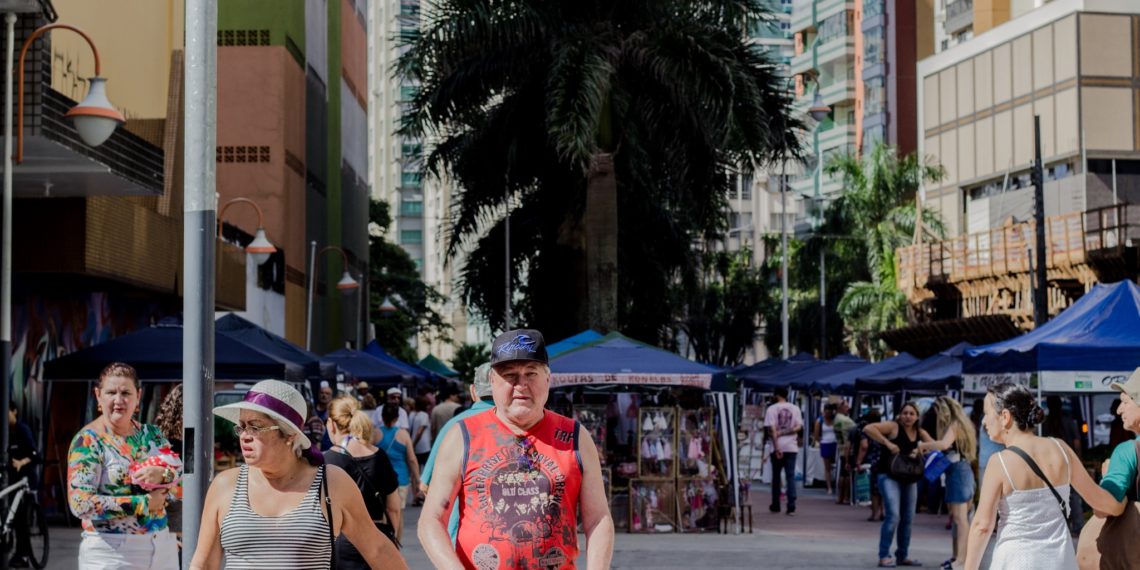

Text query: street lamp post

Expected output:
[807,87,831,359]
[1,17,123,532]
[306,242,361,351]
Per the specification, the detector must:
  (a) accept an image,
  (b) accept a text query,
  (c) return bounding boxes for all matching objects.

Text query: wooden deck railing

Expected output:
[897,204,1139,294]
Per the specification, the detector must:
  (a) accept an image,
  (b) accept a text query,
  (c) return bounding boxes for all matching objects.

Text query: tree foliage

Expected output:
[398,0,803,343]
[368,199,451,362]
[674,249,768,367]
[451,343,491,384]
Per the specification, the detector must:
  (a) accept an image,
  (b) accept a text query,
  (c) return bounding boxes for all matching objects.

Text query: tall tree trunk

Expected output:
[585,153,618,332]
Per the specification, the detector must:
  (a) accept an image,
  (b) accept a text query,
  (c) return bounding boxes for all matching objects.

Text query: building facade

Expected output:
[896,0,1140,347]
[862,0,936,152]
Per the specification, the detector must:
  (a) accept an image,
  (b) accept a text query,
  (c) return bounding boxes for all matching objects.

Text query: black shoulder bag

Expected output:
[1005,446,1070,519]
[329,447,401,549]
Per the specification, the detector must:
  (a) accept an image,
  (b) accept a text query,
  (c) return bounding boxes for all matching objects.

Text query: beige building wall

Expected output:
[50,0,184,120]
[917,3,1140,237]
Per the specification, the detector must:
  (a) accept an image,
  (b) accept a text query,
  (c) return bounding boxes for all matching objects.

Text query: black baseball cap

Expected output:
[490,329,549,366]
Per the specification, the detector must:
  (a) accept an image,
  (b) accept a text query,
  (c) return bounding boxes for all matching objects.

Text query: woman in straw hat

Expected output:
[189,380,406,570]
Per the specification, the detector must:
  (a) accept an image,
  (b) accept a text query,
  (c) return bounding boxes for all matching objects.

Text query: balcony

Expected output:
[944,0,974,35]
[896,204,1140,326]
[791,0,814,33]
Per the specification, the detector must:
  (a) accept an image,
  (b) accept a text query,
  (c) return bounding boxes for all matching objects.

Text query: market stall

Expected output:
[547,332,733,533]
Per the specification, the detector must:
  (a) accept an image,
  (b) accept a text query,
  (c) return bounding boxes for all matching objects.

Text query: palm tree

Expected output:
[825,143,945,358]
[398,0,802,340]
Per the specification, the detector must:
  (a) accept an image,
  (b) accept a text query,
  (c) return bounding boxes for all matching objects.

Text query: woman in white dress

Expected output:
[965,384,1121,570]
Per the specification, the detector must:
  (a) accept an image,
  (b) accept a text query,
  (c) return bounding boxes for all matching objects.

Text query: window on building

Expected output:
[400,85,418,102]
[815,11,853,46]
[401,142,422,159]
[864,76,886,116]
[400,200,423,216]
[400,1,419,17]
[864,28,885,67]
[400,230,423,244]
[401,171,423,187]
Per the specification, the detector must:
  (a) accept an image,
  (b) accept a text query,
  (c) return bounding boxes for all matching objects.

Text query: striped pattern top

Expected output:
[220,464,332,569]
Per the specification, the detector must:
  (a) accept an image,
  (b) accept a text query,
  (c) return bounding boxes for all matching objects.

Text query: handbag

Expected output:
[854,469,871,506]
[1077,441,1140,570]
[330,446,401,549]
[923,450,953,483]
[888,453,924,482]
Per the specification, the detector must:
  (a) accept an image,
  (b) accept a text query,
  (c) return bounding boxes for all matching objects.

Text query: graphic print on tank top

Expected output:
[458,410,582,570]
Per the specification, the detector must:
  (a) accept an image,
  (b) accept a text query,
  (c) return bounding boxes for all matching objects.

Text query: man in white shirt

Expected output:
[372,387,410,433]
[764,386,803,515]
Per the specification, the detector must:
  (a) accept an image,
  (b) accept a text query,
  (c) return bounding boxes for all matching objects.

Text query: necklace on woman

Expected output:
[102,416,137,439]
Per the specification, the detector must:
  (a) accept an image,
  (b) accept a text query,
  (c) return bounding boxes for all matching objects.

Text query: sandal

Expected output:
[879,560,897,568]
[940,560,955,570]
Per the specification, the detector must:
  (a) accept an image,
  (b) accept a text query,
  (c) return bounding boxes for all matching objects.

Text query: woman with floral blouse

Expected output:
[68,362,181,569]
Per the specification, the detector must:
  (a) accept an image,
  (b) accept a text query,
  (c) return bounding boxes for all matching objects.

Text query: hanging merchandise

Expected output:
[629,479,678,534]
[638,407,677,479]
[575,406,607,465]
[678,479,720,533]
[678,408,714,479]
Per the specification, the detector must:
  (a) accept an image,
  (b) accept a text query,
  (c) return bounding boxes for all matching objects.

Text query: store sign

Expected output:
[1039,370,1128,393]
[550,373,712,389]
[963,372,1031,393]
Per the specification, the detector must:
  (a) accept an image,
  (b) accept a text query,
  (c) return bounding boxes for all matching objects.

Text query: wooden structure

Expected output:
[897,204,1140,331]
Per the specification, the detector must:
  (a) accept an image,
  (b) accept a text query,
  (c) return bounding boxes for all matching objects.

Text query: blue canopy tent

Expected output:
[363,340,439,388]
[548,332,722,390]
[783,354,868,392]
[216,313,331,380]
[963,280,1140,393]
[812,352,920,394]
[44,318,296,381]
[736,353,823,392]
[322,349,415,388]
[857,343,971,393]
[547,329,604,357]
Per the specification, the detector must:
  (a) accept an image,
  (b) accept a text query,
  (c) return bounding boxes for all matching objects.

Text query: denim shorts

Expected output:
[820,442,837,460]
[943,459,976,504]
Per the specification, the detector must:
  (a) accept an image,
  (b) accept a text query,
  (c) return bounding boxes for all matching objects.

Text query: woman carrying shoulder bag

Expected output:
[864,402,933,568]
[1077,371,1140,570]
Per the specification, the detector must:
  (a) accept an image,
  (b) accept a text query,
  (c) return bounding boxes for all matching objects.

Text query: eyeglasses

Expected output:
[234,423,282,437]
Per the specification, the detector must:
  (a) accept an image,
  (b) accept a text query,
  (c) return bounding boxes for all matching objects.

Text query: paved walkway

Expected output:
[42,485,955,569]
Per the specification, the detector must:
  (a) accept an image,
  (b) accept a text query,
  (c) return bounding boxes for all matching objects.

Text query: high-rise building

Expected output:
[861,0,936,152]
[893,0,1140,350]
[368,0,491,361]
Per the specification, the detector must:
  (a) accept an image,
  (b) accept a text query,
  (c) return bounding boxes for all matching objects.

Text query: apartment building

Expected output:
[895,0,1140,347]
[368,0,492,361]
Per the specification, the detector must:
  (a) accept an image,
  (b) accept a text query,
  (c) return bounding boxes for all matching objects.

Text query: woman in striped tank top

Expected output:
[189,380,407,570]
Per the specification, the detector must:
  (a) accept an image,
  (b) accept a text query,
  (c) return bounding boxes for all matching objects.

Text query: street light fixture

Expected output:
[306,241,360,350]
[218,197,278,265]
[17,24,124,163]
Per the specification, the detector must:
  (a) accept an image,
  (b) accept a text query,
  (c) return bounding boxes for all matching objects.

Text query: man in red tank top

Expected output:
[419,329,614,570]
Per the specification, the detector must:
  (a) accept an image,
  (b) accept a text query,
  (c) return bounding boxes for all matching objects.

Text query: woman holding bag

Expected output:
[1077,371,1140,569]
[865,402,933,568]
[965,384,1120,570]
[917,397,977,570]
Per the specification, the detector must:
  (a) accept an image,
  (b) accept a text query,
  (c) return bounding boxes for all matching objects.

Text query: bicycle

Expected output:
[0,477,49,569]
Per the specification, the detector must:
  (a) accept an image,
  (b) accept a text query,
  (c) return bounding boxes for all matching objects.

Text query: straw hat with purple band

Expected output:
[1110,368,1140,402]
[213,380,324,466]
[489,328,549,366]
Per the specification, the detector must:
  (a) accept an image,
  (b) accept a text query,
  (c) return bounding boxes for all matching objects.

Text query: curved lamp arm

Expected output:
[17,24,105,164]
[217,197,266,237]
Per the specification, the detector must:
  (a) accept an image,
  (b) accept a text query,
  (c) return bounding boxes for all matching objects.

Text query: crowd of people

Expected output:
[61,328,615,570]
[759,373,1140,570]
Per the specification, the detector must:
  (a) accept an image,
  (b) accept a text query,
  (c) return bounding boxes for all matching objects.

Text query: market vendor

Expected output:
[418,329,614,569]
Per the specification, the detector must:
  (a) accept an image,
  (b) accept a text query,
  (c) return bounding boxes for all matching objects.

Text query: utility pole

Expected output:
[1032,115,1047,327]
[780,161,789,359]
[182,0,217,565]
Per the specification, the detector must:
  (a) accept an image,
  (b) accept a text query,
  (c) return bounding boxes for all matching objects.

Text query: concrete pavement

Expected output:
[42,486,954,569]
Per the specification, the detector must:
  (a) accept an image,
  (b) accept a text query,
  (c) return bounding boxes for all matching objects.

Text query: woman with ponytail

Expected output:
[964,384,1120,570]
[324,396,403,567]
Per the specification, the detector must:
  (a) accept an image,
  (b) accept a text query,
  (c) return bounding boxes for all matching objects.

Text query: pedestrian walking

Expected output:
[917,397,976,569]
[813,403,839,496]
[1041,395,1086,533]
[324,396,402,566]
[864,402,931,568]
[67,362,180,570]
[378,402,420,542]
[965,384,1119,570]
[418,363,496,544]
[1077,369,1140,569]
[854,409,884,521]
[409,396,433,467]
[418,329,614,570]
[7,402,40,569]
[765,387,802,515]
[833,399,856,505]
[430,385,462,437]
[190,380,406,570]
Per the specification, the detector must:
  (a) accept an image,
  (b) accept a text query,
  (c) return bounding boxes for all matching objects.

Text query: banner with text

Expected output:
[550,373,712,390]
